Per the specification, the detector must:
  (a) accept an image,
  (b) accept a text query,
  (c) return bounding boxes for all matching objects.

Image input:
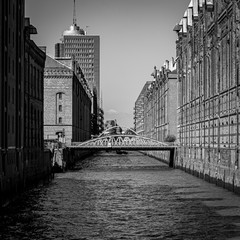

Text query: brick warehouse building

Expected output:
[24,18,47,185]
[144,63,178,142]
[0,0,25,204]
[0,0,51,205]
[44,55,92,145]
[134,62,178,162]
[174,0,240,192]
[134,81,152,136]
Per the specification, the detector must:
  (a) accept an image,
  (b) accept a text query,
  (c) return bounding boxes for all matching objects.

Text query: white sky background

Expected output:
[26,0,191,127]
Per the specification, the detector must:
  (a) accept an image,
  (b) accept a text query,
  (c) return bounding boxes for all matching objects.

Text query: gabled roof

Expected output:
[45,55,72,71]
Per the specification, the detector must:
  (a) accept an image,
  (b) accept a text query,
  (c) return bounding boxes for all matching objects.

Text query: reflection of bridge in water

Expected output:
[70,126,177,167]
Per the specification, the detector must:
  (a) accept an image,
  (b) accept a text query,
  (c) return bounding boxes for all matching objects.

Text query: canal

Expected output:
[1,151,240,240]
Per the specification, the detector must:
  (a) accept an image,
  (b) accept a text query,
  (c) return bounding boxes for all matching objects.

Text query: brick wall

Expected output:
[174,0,240,194]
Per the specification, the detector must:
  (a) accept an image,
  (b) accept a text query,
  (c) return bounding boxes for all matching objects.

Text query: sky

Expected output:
[25,0,191,128]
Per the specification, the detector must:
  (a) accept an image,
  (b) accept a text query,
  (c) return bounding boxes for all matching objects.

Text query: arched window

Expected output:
[59,117,62,124]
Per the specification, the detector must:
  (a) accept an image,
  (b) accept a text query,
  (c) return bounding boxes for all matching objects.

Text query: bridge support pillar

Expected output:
[169,149,175,168]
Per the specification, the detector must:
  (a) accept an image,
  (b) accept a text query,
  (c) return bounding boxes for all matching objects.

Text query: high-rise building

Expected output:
[55,0,101,135]
[55,32,100,103]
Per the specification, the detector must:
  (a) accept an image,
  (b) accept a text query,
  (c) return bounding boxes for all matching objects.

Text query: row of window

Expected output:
[65,54,94,63]
[7,115,15,134]
[7,85,15,104]
[81,63,94,68]
[81,68,94,73]
[65,50,94,57]
[64,38,94,43]
[65,46,94,52]
[57,92,63,124]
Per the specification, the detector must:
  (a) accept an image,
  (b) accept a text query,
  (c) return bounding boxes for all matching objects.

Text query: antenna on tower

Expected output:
[73,0,77,25]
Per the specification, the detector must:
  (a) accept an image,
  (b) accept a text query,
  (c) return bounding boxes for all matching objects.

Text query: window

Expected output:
[12,116,14,133]
[59,117,62,124]
[8,115,10,133]
[59,93,62,99]
[59,105,62,112]
[12,87,14,104]
[12,60,14,75]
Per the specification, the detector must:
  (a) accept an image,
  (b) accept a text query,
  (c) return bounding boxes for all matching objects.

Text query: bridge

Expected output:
[70,126,177,167]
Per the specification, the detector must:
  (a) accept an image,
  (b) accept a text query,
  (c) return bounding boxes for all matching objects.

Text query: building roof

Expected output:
[63,24,85,36]
[135,81,152,104]
[45,55,72,70]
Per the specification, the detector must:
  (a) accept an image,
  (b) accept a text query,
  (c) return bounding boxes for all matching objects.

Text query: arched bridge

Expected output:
[70,126,177,167]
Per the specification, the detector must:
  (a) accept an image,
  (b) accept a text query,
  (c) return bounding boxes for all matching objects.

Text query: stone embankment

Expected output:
[144,147,240,195]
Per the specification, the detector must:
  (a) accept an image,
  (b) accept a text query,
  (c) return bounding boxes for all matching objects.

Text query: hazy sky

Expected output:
[25,0,190,127]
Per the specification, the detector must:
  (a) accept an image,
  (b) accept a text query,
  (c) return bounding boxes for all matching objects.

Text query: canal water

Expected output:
[1,151,240,240]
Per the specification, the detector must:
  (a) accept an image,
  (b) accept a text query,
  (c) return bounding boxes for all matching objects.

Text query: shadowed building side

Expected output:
[0,0,25,204]
[0,0,52,206]
[24,18,46,186]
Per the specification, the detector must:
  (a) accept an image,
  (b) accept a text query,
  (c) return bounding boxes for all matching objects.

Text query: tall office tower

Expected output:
[55,0,100,135]
[55,1,100,122]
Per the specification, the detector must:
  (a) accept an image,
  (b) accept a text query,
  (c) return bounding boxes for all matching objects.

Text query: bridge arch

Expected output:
[70,129,176,167]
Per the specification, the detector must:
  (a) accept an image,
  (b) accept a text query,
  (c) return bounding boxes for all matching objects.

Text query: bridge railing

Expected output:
[71,135,178,148]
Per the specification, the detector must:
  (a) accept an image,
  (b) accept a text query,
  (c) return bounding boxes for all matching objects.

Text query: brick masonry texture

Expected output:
[135,1,240,195]
[175,0,240,194]
[44,55,91,145]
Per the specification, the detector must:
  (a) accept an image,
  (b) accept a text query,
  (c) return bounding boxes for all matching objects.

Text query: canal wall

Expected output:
[143,148,240,195]
[52,147,94,172]
[174,147,240,195]
[0,149,53,207]
[143,151,170,166]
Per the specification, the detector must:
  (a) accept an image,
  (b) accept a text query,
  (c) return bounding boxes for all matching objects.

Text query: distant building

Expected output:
[55,1,101,135]
[104,120,118,130]
[134,81,152,136]
[134,61,178,142]
[44,55,92,145]
[55,31,100,105]
[144,63,178,142]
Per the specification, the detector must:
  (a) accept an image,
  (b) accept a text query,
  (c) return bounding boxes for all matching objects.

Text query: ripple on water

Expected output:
[1,151,240,239]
